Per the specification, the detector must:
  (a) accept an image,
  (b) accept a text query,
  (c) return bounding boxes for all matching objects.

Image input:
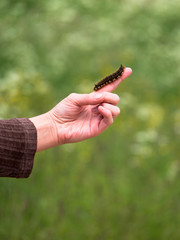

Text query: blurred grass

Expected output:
[0,0,180,239]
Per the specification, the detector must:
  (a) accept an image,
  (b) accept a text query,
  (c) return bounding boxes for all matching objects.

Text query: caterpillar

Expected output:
[94,64,125,91]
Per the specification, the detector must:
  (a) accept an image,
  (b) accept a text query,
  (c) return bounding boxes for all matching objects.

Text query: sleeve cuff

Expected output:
[0,118,37,178]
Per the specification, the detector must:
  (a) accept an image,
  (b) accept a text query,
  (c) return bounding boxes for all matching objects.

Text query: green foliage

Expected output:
[0,0,180,239]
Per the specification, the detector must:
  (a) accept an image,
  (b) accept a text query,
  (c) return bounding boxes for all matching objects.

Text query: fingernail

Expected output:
[95,93,102,99]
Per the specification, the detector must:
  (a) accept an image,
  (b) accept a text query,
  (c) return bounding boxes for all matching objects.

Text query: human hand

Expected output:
[48,67,132,145]
[30,67,132,151]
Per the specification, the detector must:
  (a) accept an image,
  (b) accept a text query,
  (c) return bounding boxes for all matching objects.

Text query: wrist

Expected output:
[29,112,59,152]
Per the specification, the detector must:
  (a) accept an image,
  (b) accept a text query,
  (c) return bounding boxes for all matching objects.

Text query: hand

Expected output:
[30,67,132,151]
[48,92,120,144]
[48,67,132,144]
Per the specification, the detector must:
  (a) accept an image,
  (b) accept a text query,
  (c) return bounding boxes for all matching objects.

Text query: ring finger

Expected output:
[101,103,120,118]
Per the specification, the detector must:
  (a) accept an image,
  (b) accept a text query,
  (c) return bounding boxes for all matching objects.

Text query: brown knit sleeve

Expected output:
[0,118,37,178]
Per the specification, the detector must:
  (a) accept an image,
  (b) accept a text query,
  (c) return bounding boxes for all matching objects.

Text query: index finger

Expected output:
[93,67,132,93]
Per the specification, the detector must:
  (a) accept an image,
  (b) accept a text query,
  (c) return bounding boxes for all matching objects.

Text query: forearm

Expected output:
[29,113,58,152]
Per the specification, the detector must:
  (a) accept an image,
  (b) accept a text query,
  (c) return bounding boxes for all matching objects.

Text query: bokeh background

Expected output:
[0,0,180,239]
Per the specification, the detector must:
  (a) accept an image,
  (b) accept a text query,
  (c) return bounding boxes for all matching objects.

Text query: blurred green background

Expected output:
[0,0,180,239]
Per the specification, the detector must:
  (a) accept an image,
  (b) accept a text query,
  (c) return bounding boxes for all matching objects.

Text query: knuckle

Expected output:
[116,107,120,115]
[109,118,113,125]
[115,94,120,103]
[69,93,77,98]
[100,93,104,100]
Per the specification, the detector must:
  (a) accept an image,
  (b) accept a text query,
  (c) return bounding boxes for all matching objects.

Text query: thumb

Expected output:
[68,93,103,106]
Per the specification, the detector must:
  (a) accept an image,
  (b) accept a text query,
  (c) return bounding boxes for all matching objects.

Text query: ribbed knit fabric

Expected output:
[0,118,37,178]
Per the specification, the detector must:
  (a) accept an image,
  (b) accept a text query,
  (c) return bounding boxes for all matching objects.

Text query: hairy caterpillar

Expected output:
[94,64,125,91]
